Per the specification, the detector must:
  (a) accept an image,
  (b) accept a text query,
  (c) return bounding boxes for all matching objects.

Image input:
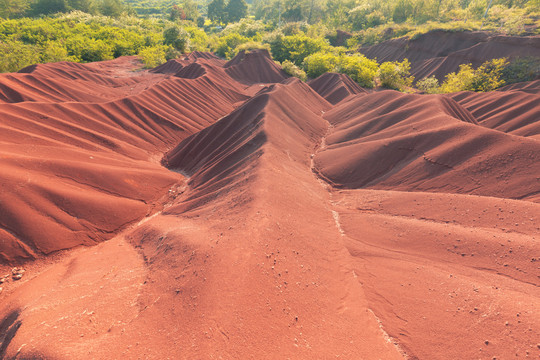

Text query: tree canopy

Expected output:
[226,0,247,23]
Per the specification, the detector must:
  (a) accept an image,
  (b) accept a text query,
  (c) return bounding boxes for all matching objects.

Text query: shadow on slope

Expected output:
[162,78,330,213]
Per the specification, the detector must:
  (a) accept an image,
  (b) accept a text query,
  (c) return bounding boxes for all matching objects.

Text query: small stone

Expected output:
[484,340,489,345]
[11,267,25,281]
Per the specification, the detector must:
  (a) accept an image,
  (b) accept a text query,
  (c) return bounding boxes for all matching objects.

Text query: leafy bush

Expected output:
[439,64,475,93]
[163,26,190,52]
[267,33,330,65]
[338,53,378,87]
[41,40,74,62]
[438,58,508,93]
[378,59,414,90]
[138,45,167,68]
[233,41,270,54]
[280,59,307,81]
[471,58,508,92]
[501,57,540,85]
[0,41,40,72]
[222,18,267,38]
[280,22,309,36]
[302,51,339,78]
[212,32,249,58]
[66,35,114,61]
[185,26,208,51]
[0,14,177,71]
[416,75,439,93]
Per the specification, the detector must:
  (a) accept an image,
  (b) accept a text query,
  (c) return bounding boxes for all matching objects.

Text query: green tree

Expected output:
[98,0,125,17]
[67,0,94,12]
[0,0,30,18]
[393,0,414,22]
[31,0,67,15]
[197,16,205,27]
[181,0,199,21]
[226,0,248,23]
[208,0,226,24]
[170,5,185,21]
[268,33,329,65]
[163,26,190,52]
[213,32,248,57]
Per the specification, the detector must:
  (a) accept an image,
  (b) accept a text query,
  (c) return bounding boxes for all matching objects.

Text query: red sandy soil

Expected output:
[360,30,540,81]
[0,50,538,359]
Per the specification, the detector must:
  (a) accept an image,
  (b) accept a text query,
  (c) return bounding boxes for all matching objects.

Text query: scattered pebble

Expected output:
[11,267,25,281]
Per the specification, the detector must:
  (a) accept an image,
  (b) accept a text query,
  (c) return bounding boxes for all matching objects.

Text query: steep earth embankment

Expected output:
[360,30,540,81]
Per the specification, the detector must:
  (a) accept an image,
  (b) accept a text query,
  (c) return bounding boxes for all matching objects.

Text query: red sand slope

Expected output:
[0,52,538,359]
[308,72,369,105]
[313,90,540,202]
[450,84,540,139]
[360,30,540,81]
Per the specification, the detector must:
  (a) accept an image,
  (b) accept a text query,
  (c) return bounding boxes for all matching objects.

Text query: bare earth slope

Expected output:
[0,50,538,359]
[360,30,540,81]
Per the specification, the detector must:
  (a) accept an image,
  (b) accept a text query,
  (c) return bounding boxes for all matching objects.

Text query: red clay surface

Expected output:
[0,50,538,359]
[360,30,540,82]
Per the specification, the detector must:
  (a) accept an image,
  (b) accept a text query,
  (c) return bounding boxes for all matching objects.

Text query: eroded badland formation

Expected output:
[0,38,539,359]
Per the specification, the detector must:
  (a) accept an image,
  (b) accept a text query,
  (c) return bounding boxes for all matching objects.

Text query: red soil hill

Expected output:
[0,51,538,360]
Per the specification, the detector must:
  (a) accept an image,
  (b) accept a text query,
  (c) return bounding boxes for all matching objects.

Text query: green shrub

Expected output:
[233,41,270,55]
[439,64,475,93]
[302,51,339,78]
[439,58,508,93]
[0,40,40,72]
[213,32,249,58]
[267,33,330,65]
[66,35,114,62]
[222,18,268,37]
[138,45,167,68]
[416,75,440,93]
[185,26,208,51]
[471,58,508,92]
[163,26,190,52]
[41,40,74,63]
[501,57,540,85]
[338,53,378,88]
[378,59,414,90]
[280,22,309,36]
[280,59,307,81]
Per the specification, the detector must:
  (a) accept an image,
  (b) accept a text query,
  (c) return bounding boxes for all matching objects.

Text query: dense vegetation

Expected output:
[0,0,539,92]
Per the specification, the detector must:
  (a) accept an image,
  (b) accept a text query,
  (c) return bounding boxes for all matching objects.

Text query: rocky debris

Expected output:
[0,274,9,284]
[11,267,25,281]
